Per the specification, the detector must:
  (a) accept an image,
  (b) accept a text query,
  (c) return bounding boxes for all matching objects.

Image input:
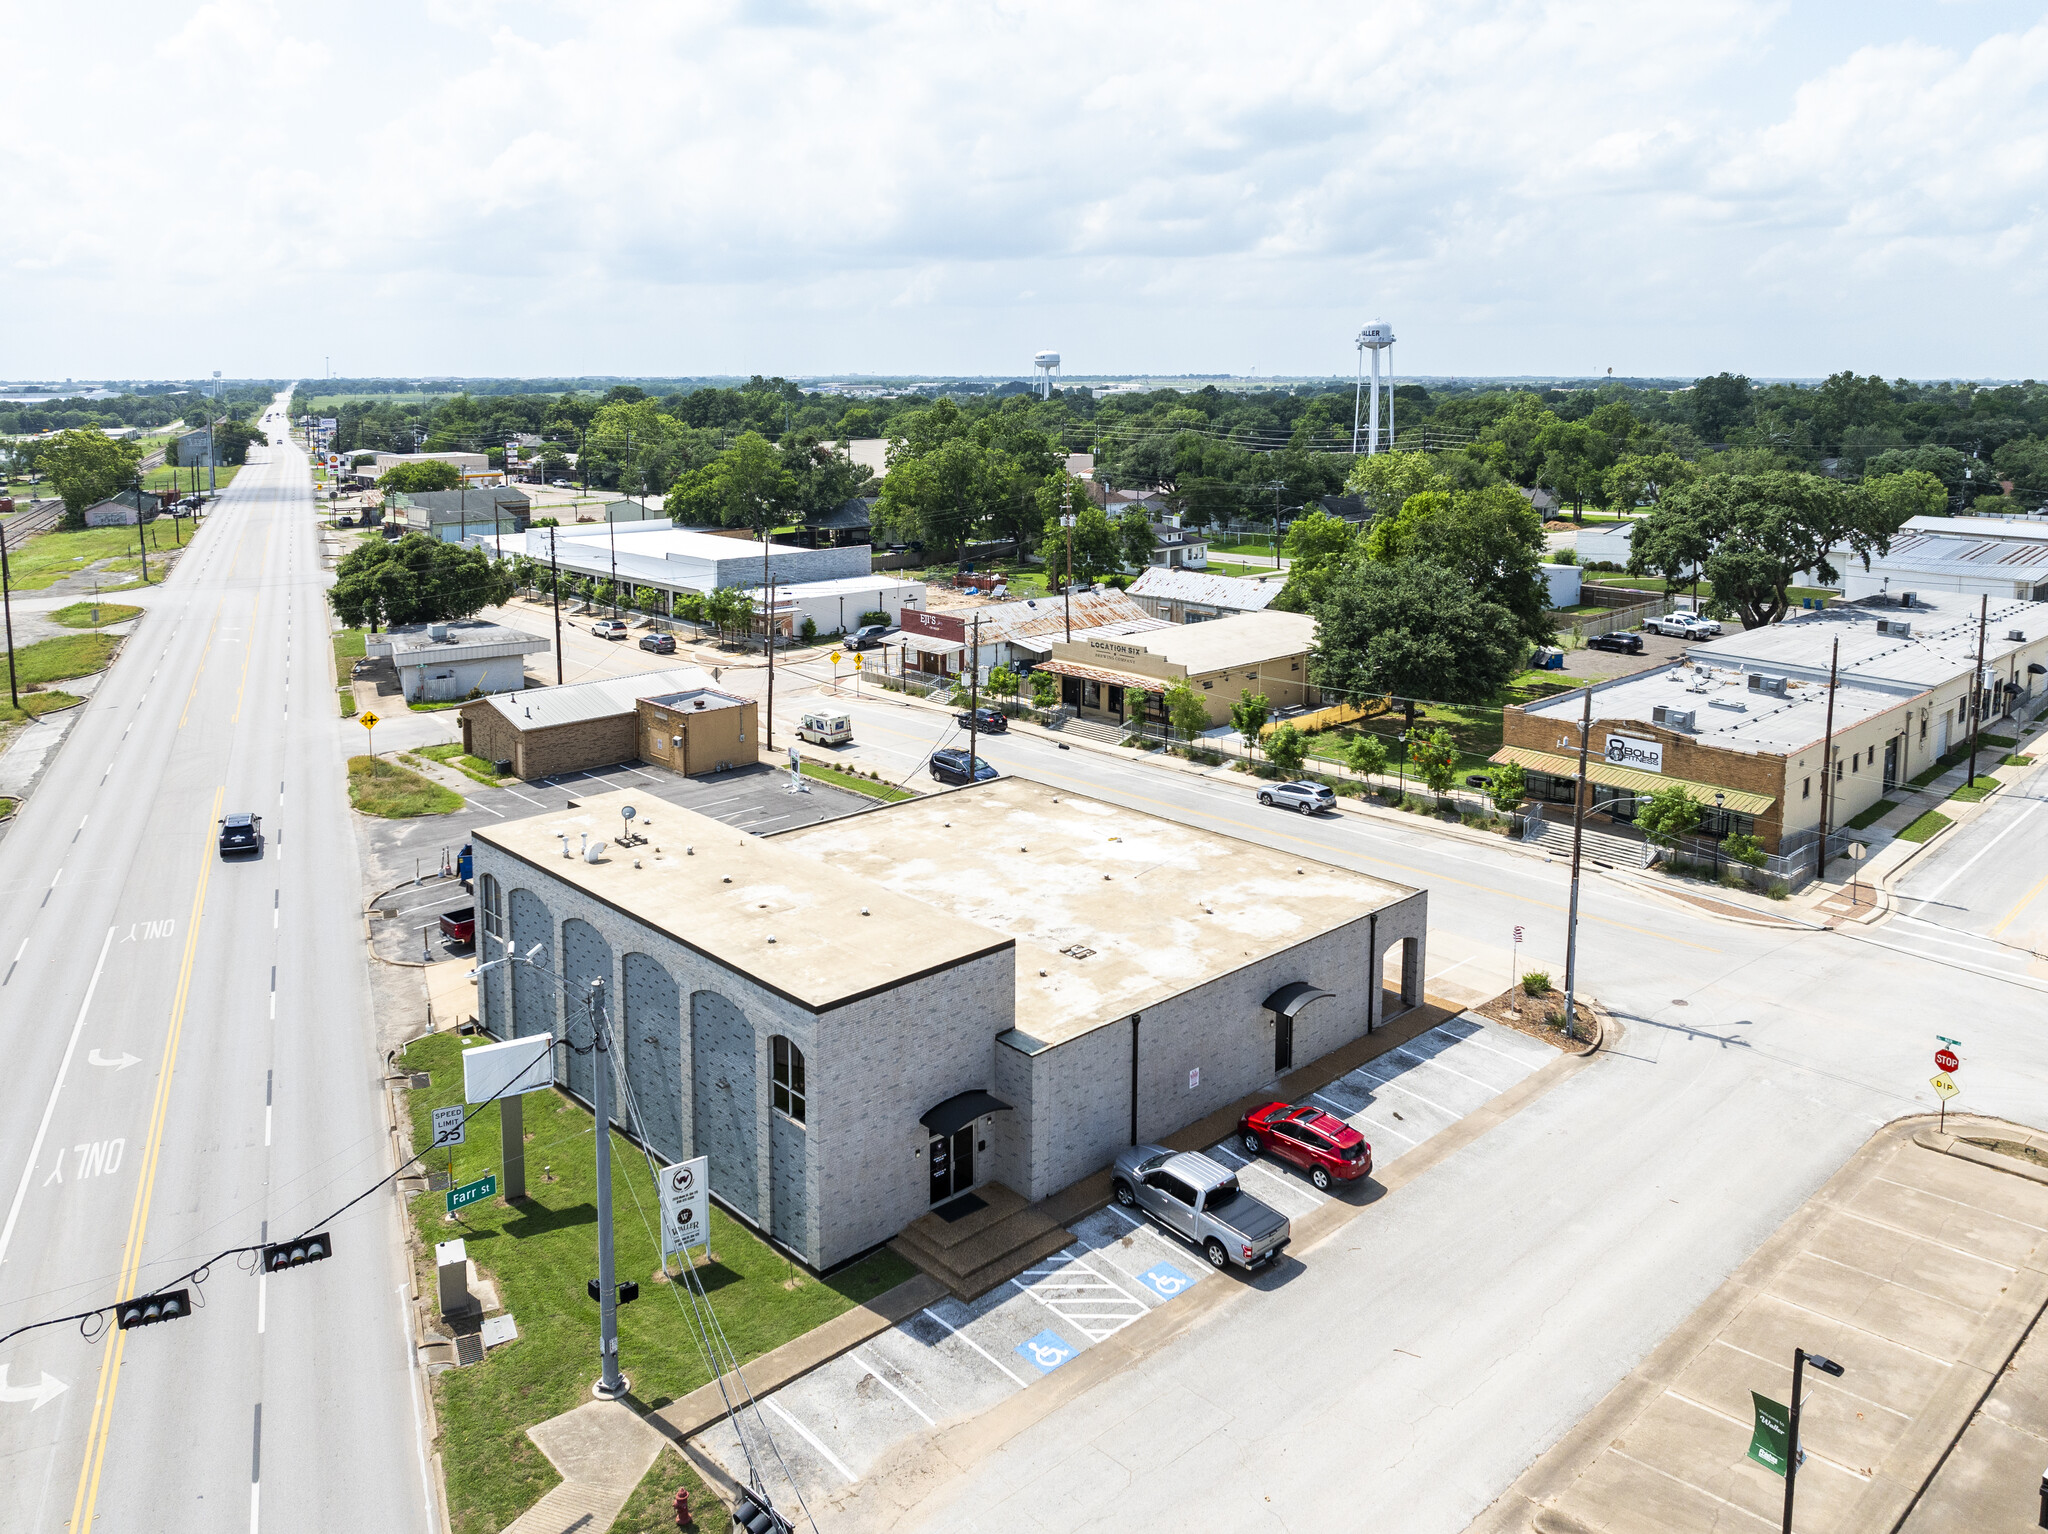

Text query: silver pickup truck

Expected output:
[1111,1146,1291,1271]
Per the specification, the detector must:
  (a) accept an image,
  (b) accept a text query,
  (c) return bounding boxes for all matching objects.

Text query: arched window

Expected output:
[771,1036,806,1124]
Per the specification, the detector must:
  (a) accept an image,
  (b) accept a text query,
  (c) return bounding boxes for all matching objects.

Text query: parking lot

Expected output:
[691,1012,1563,1505]
[359,760,880,961]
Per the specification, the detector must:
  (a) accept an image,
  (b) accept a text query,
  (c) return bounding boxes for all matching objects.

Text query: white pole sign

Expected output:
[432,1105,466,1147]
[463,1033,556,1103]
[660,1157,711,1257]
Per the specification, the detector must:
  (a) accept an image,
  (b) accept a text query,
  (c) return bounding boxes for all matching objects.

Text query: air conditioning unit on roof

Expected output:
[1651,705,1695,731]
[1747,673,1790,696]
[1875,619,1911,638]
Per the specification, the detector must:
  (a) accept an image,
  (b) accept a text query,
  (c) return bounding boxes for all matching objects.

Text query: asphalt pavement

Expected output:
[0,399,433,1534]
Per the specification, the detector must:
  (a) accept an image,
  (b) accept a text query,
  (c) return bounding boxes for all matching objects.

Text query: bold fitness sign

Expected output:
[1604,734,1663,773]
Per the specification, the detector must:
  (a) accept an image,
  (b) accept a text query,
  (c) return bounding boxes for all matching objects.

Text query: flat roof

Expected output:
[472,666,720,730]
[1688,593,2048,689]
[474,789,1010,1013]
[778,778,1414,1049]
[375,620,550,662]
[1519,660,1908,756]
[1139,609,1316,673]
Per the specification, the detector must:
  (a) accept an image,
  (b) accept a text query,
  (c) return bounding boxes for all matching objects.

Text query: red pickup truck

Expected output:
[438,907,476,946]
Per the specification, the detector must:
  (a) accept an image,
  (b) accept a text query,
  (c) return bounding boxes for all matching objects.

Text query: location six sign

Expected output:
[661,1156,711,1257]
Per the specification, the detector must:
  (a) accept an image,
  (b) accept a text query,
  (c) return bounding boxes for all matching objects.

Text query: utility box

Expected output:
[436,1238,474,1317]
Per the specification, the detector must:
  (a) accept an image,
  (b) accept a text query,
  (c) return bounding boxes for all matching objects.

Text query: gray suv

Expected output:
[1111,1147,1290,1271]
[1258,780,1336,815]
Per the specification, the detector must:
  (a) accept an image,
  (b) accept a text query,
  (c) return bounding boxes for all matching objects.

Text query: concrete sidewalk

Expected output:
[1471,1114,2048,1534]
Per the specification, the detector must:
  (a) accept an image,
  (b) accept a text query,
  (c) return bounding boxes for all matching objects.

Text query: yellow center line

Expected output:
[69,787,223,1534]
[1992,868,2048,937]
[177,600,226,731]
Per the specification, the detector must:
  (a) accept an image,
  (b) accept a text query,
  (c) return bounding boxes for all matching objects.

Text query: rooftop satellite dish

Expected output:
[621,805,636,820]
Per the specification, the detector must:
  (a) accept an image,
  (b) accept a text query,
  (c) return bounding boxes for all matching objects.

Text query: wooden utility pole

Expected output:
[548,526,564,686]
[1967,592,1989,788]
[1560,687,1594,1040]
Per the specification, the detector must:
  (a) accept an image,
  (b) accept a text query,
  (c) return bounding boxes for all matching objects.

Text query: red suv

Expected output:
[1237,1102,1372,1191]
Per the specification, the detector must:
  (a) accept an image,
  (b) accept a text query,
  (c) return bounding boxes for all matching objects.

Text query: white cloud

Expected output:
[2,0,2046,377]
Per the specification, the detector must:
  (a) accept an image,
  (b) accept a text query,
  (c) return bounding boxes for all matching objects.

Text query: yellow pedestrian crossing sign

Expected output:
[359,711,380,730]
[853,654,863,670]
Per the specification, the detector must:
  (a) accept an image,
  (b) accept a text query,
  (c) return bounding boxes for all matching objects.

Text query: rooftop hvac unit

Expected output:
[1874,619,1911,638]
[1651,705,1695,730]
[1746,673,1790,697]
[2009,629,2027,642]
[1900,591,1917,607]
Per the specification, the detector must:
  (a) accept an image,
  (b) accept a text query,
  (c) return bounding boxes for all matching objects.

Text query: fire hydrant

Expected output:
[671,1485,692,1528]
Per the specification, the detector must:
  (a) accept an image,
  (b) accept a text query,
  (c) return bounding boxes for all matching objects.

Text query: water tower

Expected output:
[1033,350,1061,400]
[1353,321,1396,454]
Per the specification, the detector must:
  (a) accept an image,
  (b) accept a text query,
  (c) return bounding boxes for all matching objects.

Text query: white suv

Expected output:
[591,619,629,640]
[1259,781,1337,815]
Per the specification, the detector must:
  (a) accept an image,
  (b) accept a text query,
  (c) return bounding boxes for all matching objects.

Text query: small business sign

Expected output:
[447,1173,497,1213]
[431,1105,466,1147]
[1603,734,1663,773]
[1087,637,1151,662]
[1748,1392,1791,1476]
[660,1156,711,1257]
[903,609,967,642]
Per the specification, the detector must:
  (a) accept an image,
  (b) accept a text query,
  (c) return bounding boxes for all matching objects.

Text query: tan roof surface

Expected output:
[778,778,1413,1049]
[473,789,1011,1012]
[1141,609,1315,673]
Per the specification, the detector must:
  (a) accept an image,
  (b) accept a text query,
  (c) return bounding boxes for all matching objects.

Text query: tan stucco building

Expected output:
[1038,609,1316,729]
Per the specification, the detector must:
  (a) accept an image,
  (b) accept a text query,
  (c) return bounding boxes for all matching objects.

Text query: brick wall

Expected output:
[457,702,643,780]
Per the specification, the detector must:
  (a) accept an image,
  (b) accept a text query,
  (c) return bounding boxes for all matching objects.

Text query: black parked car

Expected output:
[929,748,999,786]
[1586,631,1645,655]
[638,633,677,653]
[218,813,262,857]
[956,707,1007,733]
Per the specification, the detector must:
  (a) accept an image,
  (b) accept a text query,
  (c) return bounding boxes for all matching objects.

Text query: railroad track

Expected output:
[1,498,63,551]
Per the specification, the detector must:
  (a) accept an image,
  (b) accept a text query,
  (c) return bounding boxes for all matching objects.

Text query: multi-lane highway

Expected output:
[0,397,432,1533]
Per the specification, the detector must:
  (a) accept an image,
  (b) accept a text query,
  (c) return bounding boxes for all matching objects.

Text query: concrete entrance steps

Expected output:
[890,1183,1075,1300]
[1053,716,1125,745]
[1526,818,1651,868]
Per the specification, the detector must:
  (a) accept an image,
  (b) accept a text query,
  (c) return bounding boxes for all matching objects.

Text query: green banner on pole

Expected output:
[447,1173,497,1214]
[1748,1392,1790,1476]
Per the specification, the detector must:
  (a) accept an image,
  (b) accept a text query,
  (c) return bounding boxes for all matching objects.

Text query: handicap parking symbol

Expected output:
[1015,1329,1077,1374]
[1137,1262,1194,1301]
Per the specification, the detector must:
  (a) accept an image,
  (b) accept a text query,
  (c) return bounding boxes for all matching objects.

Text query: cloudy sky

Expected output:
[7,1,2047,381]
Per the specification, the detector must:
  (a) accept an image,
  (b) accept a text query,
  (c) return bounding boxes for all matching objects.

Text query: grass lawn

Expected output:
[143,463,239,493]
[1300,667,1589,780]
[419,742,505,787]
[0,525,181,592]
[47,600,143,629]
[0,690,85,728]
[2004,753,2035,767]
[0,797,15,819]
[1208,537,1279,557]
[348,754,464,816]
[1845,799,1897,831]
[610,1447,719,1533]
[1898,808,1953,843]
[1949,775,2001,803]
[10,632,120,686]
[409,697,470,712]
[397,1031,914,1534]
[339,689,357,717]
[799,759,914,801]
[1204,559,1277,581]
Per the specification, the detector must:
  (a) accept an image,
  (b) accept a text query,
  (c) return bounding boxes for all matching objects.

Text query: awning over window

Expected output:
[1034,657,1162,690]
[1488,745,1775,816]
[1263,982,1335,1019]
[919,1089,1013,1137]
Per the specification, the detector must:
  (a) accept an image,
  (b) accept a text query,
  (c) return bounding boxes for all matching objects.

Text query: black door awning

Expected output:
[1264,982,1335,1019]
[920,1089,1013,1138]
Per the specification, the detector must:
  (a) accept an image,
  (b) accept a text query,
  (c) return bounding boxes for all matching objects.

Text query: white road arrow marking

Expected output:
[87,1050,140,1070]
[0,1366,68,1410]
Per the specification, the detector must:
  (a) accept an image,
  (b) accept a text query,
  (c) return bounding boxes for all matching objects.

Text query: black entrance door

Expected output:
[928,1126,975,1204]
[1275,1012,1294,1073]
[1883,735,1900,791]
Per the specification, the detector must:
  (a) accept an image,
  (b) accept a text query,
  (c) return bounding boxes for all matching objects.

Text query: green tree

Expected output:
[327,535,516,629]
[989,663,1020,701]
[1116,507,1157,569]
[1486,761,1527,812]
[36,428,144,528]
[1270,509,1359,613]
[1722,831,1767,867]
[1603,452,1696,512]
[1042,501,1120,585]
[1230,692,1271,761]
[1409,727,1459,795]
[1633,472,1902,629]
[1343,732,1389,781]
[1030,669,1060,709]
[1343,450,1444,519]
[1358,486,1551,642]
[1265,723,1308,775]
[1864,469,1948,525]
[1636,785,1701,847]
[1310,560,1526,742]
[381,459,464,494]
[1163,677,1210,742]
[664,431,795,532]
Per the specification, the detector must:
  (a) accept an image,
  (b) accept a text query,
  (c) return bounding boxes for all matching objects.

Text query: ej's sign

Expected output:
[1603,734,1663,773]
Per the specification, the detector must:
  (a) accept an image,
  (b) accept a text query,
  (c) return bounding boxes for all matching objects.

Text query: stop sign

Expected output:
[1935,1049,1960,1073]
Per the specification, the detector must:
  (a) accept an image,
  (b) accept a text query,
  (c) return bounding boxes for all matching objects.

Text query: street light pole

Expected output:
[1968,591,1988,788]
[1562,686,1594,1040]
[549,526,565,687]
[1781,1348,1845,1532]
[0,527,18,710]
[588,978,628,1400]
[1061,511,1076,641]
[761,512,776,753]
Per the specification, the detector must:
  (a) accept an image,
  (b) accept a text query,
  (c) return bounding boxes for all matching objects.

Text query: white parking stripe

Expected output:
[1206,1144,1323,1211]
[763,1397,857,1484]
[1389,1045,1516,1094]
[1310,1091,1418,1146]
[1104,1200,1188,1258]
[920,1306,1028,1387]
[850,1348,935,1426]
[1350,1066,1460,1119]
[1443,1030,1547,1068]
